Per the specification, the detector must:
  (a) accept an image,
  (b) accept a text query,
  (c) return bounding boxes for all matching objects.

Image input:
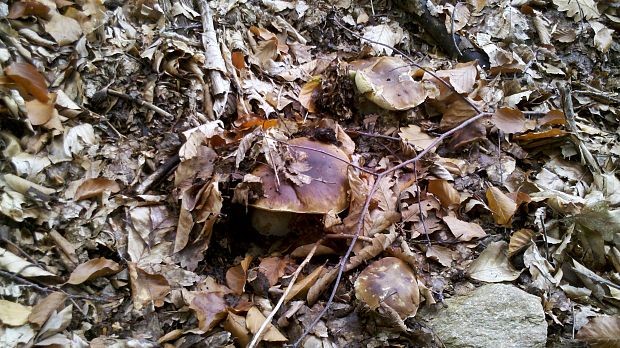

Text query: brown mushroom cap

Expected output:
[251,137,350,214]
[354,257,420,319]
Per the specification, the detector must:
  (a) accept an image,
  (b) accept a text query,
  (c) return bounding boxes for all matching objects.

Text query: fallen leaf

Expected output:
[0,300,32,326]
[44,12,83,45]
[67,257,122,284]
[399,124,437,151]
[428,179,460,207]
[4,62,49,102]
[189,291,228,332]
[36,305,72,341]
[28,292,67,328]
[491,107,531,134]
[443,215,487,241]
[224,311,250,347]
[8,1,51,19]
[553,0,600,21]
[285,265,325,302]
[226,255,253,295]
[246,306,287,342]
[0,247,56,277]
[426,245,454,267]
[508,229,535,257]
[486,186,517,225]
[362,23,404,55]
[128,262,170,311]
[74,178,121,200]
[298,76,321,113]
[258,256,290,287]
[590,22,613,53]
[467,241,522,282]
[25,99,55,125]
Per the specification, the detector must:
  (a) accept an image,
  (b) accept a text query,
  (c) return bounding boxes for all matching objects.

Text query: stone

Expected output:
[418,283,547,348]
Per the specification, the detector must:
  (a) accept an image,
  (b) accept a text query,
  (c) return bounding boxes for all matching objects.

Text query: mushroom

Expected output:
[354,257,420,321]
[250,137,350,236]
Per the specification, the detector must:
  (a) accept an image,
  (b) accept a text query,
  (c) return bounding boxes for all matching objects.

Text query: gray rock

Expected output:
[418,283,547,348]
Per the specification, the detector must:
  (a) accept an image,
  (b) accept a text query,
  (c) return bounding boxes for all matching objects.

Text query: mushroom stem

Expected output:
[251,209,295,236]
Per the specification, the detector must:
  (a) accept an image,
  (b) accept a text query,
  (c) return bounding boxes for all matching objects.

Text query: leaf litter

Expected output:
[0,0,619,347]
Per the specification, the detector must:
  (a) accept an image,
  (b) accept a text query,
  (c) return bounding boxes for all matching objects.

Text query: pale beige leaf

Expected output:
[467,241,522,282]
[0,247,56,277]
[591,22,613,53]
[399,124,437,151]
[128,262,170,311]
[553,0,600,21]
[443,215,487,241]
[362,23,404,55]
[67,257,121,284]
[224,311,250,347]
[246,306,287,342]
[508,229,535,257]
[44,12,82,45]
[436,61,477,94]
[25,99,54,126]
[426,245,454,267]
[74,178,121,200]
[486,186,517,225]
[0,300,32,326]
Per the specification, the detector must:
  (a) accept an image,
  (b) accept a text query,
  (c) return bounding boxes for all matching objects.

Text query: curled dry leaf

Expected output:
[443,215,487,241]
[298,76,321,113]
[74,178,121,200]
[67,257,122,285]
[4,62,49,102]
[27,292,67,328]
[428,179,461,207]
[128,262,170,311]
[246,306,287,342]
[0,300,32,326]
[467,241,522,282]
[285,264,325,302]
[224,311,250,347]
[576,315,620,348]
[486,186,517,226]
[226,255,253,295]
[508,229,535,257]
[491,107,533,134]
[189,291,229,332]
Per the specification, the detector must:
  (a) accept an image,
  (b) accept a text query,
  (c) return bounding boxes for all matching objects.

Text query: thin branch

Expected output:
[105,89,175,119]
[133,154,181,195]
[344,129,401,141]
[248,238,325,348]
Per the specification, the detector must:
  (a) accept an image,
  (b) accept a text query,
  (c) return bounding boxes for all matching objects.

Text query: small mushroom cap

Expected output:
[354,257,420,319]
[251,137,350,214]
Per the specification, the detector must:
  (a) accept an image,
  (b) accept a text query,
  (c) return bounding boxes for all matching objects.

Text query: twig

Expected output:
[105,89,175,119]
[450,3,463,57]
[344,129,400,141]
[133,154,181,195]
[0,237,48,272]
[248,238,325,348]
[413,165,431,247]
[0,270,114,302]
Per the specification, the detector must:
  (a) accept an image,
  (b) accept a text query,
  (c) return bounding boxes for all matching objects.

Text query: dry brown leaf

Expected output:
[0,300,32,326]
[28,292,67,328]
[577,315,620,347]
[491,107,532,134]
[443,215,487,241]
[128,262,170,311]
[258,256,290,287]
[514,128,567,141]
[25,99,55,126]
[224,311,250,347]
[8,1,51,19]
[285,265,325,302]
[467,241,522,282]
[486,186,518,225]
[189,291,228,332]
[44,12,83,45]
[226,255,253,295]
[508,229,535,257]
[74,178,121,200]
[291,244,337,258]
[298,76,321,113]
[246,306,287,342]
[428,179,460,207]
[67,257,121,285]
[4,62,49,102]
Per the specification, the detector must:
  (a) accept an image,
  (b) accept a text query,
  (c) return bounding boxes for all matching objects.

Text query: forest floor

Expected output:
[1,0,619,347]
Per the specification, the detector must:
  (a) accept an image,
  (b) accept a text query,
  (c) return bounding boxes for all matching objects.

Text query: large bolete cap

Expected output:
[354,257,420,319]
[251,137,350,214]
